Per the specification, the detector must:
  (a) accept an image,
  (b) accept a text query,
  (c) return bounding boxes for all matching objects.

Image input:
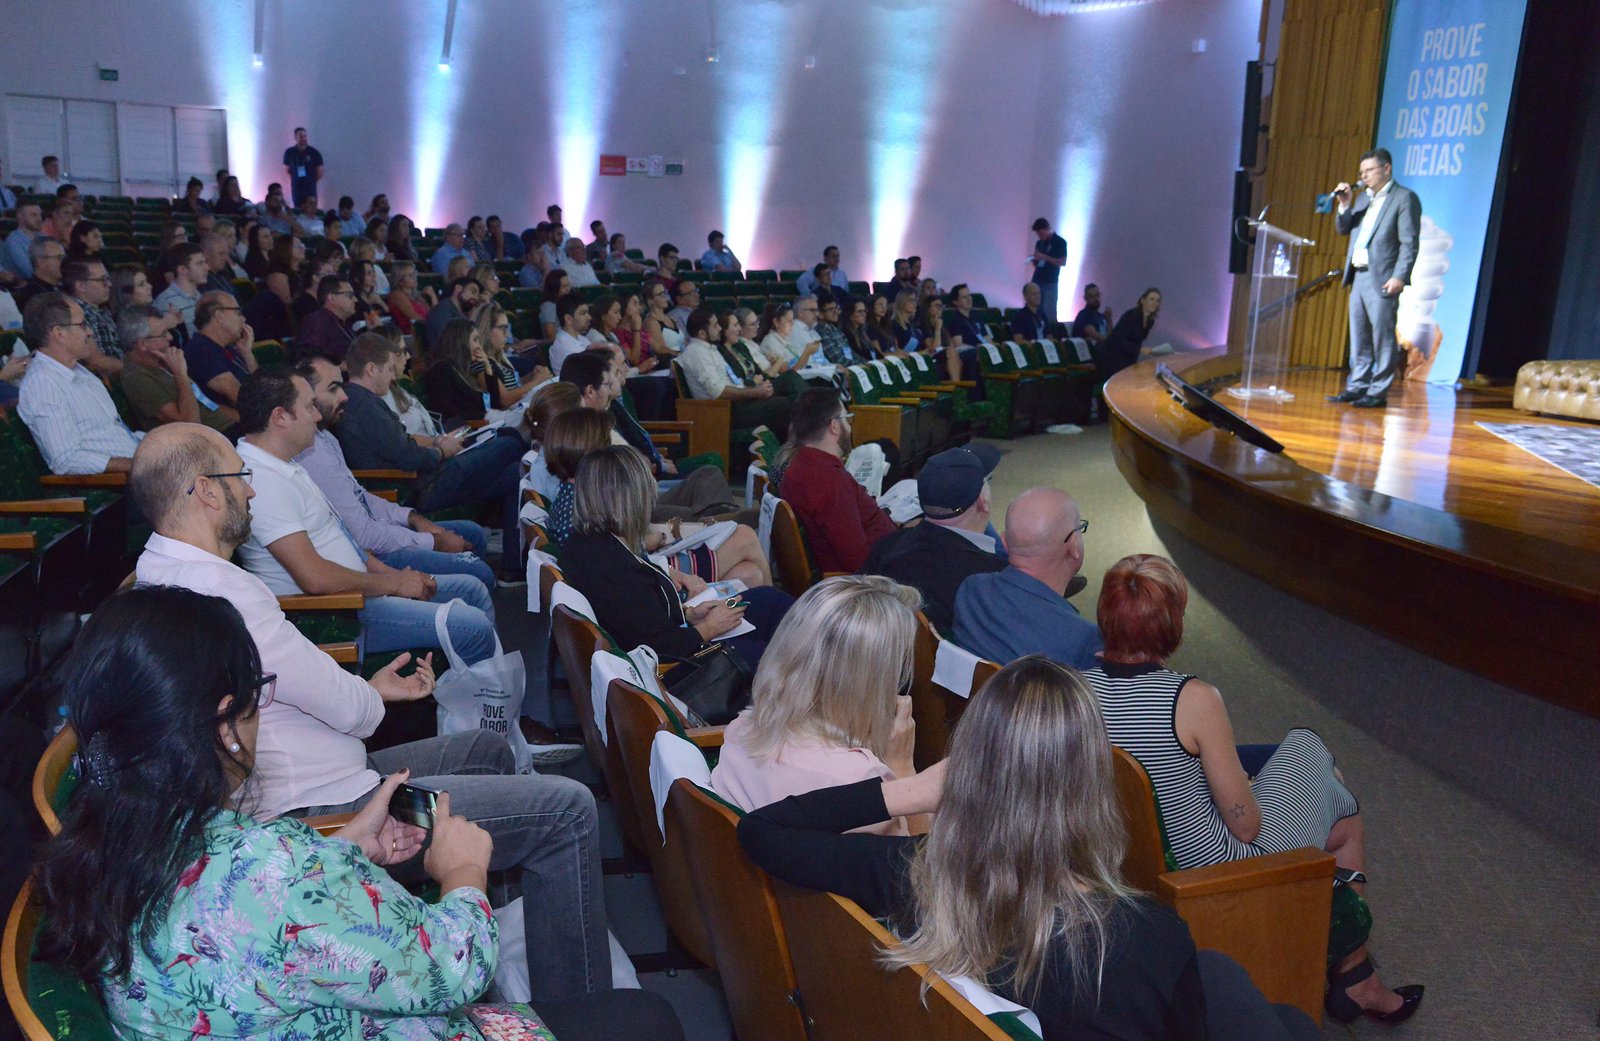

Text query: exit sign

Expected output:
[98,68,119,81]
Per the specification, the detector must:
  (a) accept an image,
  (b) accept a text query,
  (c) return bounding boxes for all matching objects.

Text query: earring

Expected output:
[229,742,241,753]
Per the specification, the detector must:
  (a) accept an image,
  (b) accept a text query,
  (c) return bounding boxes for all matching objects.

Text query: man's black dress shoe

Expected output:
[1351,395,1388,408]
[1325,390,1365,403]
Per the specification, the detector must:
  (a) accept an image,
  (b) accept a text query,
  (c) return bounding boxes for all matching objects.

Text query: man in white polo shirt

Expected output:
[231,364,498,667]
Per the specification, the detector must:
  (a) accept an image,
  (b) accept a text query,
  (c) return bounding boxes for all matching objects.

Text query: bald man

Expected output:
[130,424,613,998]
[951,486,1102,669]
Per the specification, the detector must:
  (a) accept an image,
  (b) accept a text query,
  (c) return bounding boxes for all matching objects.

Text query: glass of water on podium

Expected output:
[1227,219,1314,402]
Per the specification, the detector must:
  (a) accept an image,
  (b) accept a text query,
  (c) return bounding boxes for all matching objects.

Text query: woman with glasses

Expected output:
[1086,554,1423,1025]
[472,302,543,409]
[36,585,684,1041]
[641,279,683,359]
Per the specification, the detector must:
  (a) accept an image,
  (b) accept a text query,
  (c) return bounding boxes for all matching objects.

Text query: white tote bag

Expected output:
[430,599,535,773]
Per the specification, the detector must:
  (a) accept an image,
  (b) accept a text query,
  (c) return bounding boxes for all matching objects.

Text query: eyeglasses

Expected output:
[1065,517,1089,542]
[186,469,253,495]
[255,673,278,709]
[53,320,87,331]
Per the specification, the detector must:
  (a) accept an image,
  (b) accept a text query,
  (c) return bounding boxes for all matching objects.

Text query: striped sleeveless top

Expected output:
[1087,661,1356,871]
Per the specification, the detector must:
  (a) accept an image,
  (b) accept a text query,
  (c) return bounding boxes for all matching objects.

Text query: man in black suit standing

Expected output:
[1328,148,1421,409]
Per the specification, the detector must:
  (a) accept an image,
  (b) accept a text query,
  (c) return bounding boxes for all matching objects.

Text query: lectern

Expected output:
[1227,220,1315,402]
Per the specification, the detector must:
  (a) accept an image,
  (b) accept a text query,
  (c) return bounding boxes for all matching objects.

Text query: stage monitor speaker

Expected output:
[1239,60,1264,167]
[1155,364,1284,453]
[1228,169,1252,274]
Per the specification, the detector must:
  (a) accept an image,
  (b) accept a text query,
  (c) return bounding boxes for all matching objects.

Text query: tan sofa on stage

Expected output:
[1514,360,1600,421]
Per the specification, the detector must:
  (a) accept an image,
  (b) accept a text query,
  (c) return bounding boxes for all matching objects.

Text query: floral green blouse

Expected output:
[102,810,497,1041]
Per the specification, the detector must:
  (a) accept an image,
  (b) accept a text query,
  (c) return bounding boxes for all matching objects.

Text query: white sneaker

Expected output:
[1047,423,1084,435]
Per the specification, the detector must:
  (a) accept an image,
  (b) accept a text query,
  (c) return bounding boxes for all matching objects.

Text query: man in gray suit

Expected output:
[1328,148,1421,408]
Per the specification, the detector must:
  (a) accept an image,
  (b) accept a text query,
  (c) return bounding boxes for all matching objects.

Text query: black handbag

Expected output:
[661,643,752,726]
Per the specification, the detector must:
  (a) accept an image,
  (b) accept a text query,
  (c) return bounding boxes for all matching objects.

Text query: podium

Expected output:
[1227,219,1315,403]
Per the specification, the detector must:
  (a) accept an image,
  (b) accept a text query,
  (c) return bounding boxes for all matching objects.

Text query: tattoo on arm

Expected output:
[1228,802,1246,820]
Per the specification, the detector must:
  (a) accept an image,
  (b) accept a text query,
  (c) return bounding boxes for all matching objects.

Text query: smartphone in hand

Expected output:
[391,781,442,829]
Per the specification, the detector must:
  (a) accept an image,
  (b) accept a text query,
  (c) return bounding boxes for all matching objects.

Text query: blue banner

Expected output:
[1375,0,1527,382]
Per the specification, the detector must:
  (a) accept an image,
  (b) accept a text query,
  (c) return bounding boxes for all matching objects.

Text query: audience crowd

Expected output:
[0,144,1419,1041]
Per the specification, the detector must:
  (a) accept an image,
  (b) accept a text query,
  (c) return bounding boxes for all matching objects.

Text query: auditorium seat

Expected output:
[5,878,118,1041]
[908,613,1000,772]
[1112,747,1333,1021]
[607,680,720,967]
[770,882,1018,1041]
[0,409,137,610]
[667,776,811,1041]
[766,496,842,597]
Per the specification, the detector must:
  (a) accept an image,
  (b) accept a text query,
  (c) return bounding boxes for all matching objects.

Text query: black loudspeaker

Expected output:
[1240,60,1264,168]
[1228,169,1252,274]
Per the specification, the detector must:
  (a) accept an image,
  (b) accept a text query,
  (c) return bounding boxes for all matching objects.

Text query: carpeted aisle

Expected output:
[984,427,1600,1041]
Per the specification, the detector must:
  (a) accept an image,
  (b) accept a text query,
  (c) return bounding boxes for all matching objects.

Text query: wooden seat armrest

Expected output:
[901,390,940,399]
[464,420,488,429]
[301,812,359,836]
[934,380,977,389]
[685,725,727,749]
[372,488,399,502]
[984,372,1025,382]
[318,641,360,664]
[821,571,850,579]
[0,498,89,515]
[640,421,694,434]
[39,472,128,488]
[878,397,923,406]
[1157,846,1334,900]
[0,532,39,551]
[349,469,418,481]
[278,593,366,611]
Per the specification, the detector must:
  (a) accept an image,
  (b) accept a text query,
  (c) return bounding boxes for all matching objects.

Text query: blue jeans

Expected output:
[417,434,524,573]
[376,520,497,591]
[1038,281,1059,324]
[301,731,611,1001]
[723,585,795,670]
[360,572,497,663]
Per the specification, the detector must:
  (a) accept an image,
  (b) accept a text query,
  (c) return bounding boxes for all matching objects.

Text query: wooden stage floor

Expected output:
[1197,367,1600,557]
[1104,354,1600,715]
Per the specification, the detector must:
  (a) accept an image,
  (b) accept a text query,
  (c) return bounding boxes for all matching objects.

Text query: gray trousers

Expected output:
[301,731,611,1002]
[1346,267,1399,398]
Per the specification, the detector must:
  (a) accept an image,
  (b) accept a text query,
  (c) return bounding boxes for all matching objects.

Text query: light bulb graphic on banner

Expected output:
[1396,216,1452,382]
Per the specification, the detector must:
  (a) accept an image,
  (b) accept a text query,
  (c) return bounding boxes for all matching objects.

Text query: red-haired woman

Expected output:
[1085,553,1423,1027]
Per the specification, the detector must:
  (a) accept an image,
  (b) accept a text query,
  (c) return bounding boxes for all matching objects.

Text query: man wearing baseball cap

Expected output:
[863,444,1007,633]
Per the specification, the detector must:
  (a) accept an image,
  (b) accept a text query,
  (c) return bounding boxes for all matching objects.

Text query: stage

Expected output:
[1104,353,1600,716]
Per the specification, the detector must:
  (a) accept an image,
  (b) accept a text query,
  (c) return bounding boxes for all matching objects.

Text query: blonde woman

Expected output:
[559,446,793,666]
[386,260,435,334]
[713,576,920,835]
[739,656,1320,1041]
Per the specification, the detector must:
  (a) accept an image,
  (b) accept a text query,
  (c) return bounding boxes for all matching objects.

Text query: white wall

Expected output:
[0,0,1261,348]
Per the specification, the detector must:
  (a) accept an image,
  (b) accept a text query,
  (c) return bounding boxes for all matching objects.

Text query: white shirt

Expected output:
[550,329,591,375]
[559,256,600,288]
[136,533,383,819]
[1347,180,1392,269]
[34,175,67,195]
[678,336,737,400]
[16,351,142,474]
[382,388,441,437]
[236,439,368,596]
